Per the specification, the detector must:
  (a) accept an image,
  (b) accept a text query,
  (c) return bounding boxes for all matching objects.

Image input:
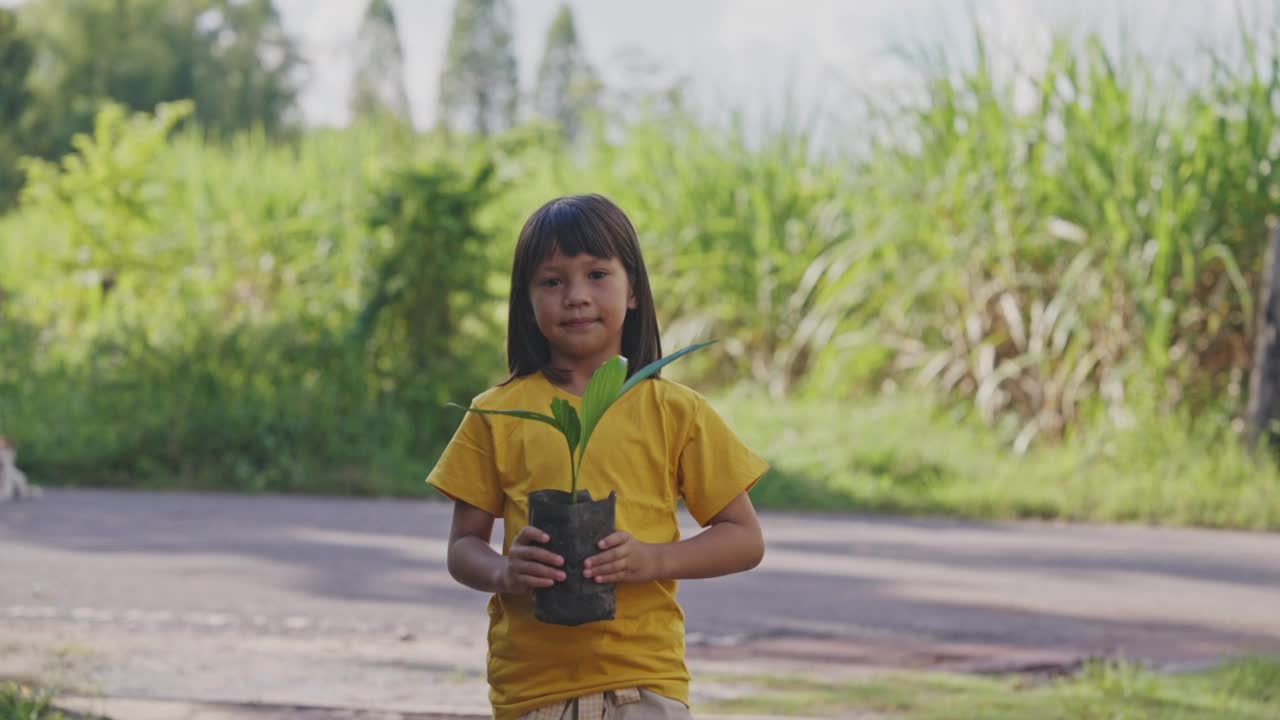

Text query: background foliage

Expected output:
[1,2,1278,527]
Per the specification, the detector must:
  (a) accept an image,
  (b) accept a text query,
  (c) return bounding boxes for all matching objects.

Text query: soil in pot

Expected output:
[527,489,617,626]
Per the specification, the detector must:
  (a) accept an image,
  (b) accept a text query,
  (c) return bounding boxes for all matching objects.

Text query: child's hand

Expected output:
[583,531,658,584]
[501,526,566,593]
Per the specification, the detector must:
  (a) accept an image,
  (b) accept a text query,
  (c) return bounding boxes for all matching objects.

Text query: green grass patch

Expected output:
[720,388,1280,530]
[698,656,1280,719]
[0,682,102,720]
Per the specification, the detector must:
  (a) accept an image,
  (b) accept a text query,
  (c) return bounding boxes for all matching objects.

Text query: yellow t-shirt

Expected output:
[426,372,769,720]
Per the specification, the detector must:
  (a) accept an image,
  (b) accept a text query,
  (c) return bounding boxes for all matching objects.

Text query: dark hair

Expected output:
[505,194,662,385]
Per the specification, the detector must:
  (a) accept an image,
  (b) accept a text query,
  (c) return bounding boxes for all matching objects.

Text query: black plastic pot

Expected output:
[527,489,617,626]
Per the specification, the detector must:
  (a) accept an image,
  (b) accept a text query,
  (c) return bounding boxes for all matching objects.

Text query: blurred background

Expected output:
[1,0,1279,529]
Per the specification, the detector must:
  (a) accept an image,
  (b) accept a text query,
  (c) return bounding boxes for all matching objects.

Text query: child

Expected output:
[428,194,768,720]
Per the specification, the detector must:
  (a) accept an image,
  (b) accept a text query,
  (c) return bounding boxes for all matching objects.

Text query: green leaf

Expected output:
[565,408,581,452]
[445,341,716,498]
[576,355,627,471]
[445,402,561,431]
[550,396,580,454]
[618,340,718,396]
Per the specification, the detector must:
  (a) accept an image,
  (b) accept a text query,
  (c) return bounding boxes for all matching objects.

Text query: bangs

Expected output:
[521,199,626,281]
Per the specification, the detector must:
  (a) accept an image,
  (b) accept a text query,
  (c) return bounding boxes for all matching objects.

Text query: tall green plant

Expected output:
[448,341,713,502]
[358,160,501,407]
[16,100,193,343]
[835,25,1279,447]
[0,106,504,494]
[567,116,853,397]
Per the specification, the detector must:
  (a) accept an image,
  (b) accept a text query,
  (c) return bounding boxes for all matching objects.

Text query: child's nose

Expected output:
[564,281,589,304]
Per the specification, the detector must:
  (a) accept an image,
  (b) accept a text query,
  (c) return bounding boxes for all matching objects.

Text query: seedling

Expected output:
[448,341,714,503]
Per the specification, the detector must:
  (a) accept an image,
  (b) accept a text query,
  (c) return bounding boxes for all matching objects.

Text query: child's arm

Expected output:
[583,491,764,583]
[446,499,567,593]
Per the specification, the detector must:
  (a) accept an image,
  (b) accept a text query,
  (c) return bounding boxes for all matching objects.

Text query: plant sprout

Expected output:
[448,341,714,503]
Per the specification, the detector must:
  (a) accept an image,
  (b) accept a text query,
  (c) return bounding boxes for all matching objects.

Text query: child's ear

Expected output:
[627,286,638,310]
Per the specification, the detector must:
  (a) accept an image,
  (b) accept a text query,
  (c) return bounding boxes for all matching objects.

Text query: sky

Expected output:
[4,0,1276,130]
[270,0,1275,130]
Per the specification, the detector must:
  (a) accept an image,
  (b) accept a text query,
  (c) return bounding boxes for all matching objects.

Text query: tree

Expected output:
[533,4,599,142]
[349,0,412,127]
[191,0,304,135]
[357,161,501,412]
[0,7,35,207]
[19,101,196,305]
[18,0,302,158]
[437,0,517,136]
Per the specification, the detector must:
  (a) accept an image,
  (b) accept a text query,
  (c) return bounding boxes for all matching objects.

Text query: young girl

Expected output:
[428,194,768,720]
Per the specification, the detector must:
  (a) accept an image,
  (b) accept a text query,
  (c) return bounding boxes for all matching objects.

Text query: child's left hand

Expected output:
[583,531,659,584]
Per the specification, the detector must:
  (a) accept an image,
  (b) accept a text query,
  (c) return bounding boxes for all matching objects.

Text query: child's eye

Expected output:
[589,270,608,280]
[539,278,561,288]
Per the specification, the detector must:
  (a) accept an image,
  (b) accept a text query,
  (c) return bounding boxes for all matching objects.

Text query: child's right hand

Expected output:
[500,526,566,593]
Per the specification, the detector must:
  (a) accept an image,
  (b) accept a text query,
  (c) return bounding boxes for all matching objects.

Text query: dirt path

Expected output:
[2,489,1278,715]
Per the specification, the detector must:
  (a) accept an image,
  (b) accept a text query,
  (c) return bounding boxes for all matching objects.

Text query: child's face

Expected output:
[529,248,637,371]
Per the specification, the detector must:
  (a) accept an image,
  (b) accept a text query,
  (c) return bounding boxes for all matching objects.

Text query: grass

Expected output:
[0,682,102,720]
[698,656,1280,719]
[719,387,1280,530]
[6,661,1275,720]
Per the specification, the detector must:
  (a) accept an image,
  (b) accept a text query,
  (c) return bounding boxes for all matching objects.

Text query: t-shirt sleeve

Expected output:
[426,406,504,517]
[677,395,770,526]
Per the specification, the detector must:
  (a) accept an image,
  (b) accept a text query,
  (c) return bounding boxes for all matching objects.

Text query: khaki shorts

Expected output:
[516,688,692,720]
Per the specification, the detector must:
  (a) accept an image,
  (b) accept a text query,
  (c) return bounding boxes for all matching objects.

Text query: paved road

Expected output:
[2,489,1279,715]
